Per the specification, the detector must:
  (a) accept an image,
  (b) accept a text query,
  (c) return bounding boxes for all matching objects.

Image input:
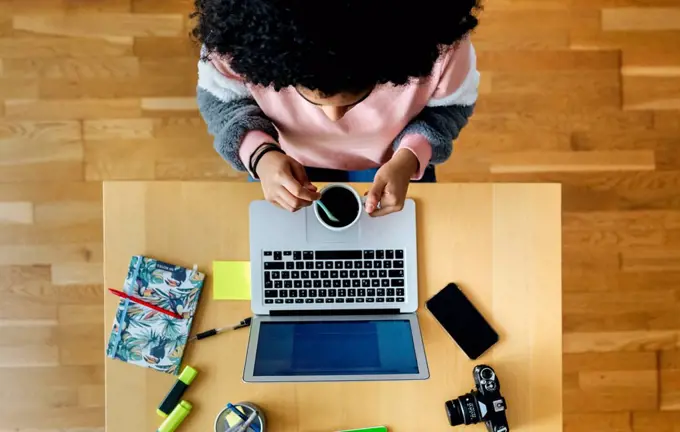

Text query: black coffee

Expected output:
[318,187,360,228]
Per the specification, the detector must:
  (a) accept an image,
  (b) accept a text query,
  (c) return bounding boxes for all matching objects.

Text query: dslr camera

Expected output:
[445,365,509,432]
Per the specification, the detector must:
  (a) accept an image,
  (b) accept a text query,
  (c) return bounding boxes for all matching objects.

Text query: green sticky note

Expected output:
[213,261,251,300]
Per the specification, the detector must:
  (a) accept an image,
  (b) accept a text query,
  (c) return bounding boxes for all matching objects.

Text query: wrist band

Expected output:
[248,143,279,175]
[251,144,285,179]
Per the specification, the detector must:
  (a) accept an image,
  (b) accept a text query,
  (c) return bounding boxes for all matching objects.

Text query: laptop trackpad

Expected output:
[305,206,360,244]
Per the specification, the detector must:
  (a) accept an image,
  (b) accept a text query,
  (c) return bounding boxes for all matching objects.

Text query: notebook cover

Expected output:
[106,256,205,375]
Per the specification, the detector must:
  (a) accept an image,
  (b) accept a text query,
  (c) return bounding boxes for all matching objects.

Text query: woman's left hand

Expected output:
[365,149,419,217]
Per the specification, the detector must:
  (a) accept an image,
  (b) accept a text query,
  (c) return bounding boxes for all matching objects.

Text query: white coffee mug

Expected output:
[313,183,364,232]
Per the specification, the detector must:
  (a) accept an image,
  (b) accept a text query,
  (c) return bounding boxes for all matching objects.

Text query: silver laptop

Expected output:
[244,199,429,382]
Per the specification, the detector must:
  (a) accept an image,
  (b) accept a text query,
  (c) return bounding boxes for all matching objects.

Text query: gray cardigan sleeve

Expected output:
[196,56,278,172]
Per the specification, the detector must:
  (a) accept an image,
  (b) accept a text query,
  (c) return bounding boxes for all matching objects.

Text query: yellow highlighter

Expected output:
[157,365,198,418]
[158,400,192,432]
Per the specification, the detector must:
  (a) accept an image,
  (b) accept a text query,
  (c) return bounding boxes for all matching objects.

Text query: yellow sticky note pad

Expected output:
[213,261,251,300]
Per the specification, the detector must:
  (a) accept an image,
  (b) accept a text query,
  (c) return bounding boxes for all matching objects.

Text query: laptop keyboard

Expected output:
[262,250,406,305]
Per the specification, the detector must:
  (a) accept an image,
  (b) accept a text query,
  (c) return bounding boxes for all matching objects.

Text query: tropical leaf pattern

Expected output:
[106,256,205,375]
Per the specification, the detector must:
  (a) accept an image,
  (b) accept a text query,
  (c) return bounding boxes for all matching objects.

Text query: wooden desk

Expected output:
[104,182,562,432]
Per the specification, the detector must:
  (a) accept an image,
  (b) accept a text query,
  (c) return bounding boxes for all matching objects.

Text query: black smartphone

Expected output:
[426,283,499,359]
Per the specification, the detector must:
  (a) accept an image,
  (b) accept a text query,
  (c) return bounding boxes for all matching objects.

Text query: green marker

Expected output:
[158,400,192,432]
[339,428,388,432]
[157,366,198,417]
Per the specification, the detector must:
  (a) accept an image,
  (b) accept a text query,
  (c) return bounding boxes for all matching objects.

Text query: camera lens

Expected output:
[480,367,494,381]
[445,393,481,426]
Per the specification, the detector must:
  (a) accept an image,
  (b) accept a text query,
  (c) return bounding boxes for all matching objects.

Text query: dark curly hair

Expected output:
[192,0,480,96]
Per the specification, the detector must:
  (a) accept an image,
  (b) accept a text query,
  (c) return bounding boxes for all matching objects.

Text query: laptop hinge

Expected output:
[270,308,399,317]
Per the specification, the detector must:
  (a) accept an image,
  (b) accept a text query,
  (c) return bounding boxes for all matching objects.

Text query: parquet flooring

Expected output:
[0,0,679,430]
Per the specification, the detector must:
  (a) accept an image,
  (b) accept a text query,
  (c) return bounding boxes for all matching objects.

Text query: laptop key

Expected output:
[314,280,322,288]
[283,251,292,256]
[369,270,377,278]
[311,271,319,278]
[364,250,375,260]
[366,298,375,303]
[309,289,317,297]
[354,261,363,269]
[394,260,404,269]
[264,272,271,282]
[286,262,294,269]
[340,270,348,278]
[377,298,385,303]
[344,261,353,269]
[374,261,382,269]
[334,261,343,269]
[271,271,280,279]
[325,262,334,269]
[386,250,394,259]
[289,290,297,298]
[316,262,324,269]
[397,288,405,296]
[325,298,334,303]
[280,290,288,298]
[331,271,339,278]
[306,262,314,270]
[265,299,274,304]
[389,270,404,278]
[387,288,395,296]
[295,299,304,304]
[315,250,363,260]
[371,279,380,287]
[299,289,307,297]
[346,298,355,303]
[381,279,389,287]
[333,280,341,288]
[362,280,370,287]
[296,262,304,270]
[274,281,282,289]
[274,252,282,261]
[292,271,300,278]
[303,251,314,260]
[304,280,312,288]
[356,298,365,303]
[379,270,387,278]
[319,289,327,297]
[377,289,385,296]
[367,289,376,296]
[336,298,345,303]
[358,289,366,296]
[396,250,404,259]
[376,250,384,259]
[384,261,392,269]
[265,290,277,298]
[321,271,329,278]
[364,261,373,269]
[350,270,358,278]
[294,281,302,288]
[284,281,292,289]
[293,251,302,260]
[264,262,284,270]
[264,281,273,289]
[329,289,337,297]
[386,297,395,302]
[391,279,405,287]
[338,289,346,297]
[348,289,356,296]
[360,270,368,278]
[301,271,309,278]
[323,280,331,288]
[315,299,324,303]
[352,280,360,287]
[342,280,351,288]
[306,299,314,303]
[264,251,272,256]
[275,299,284,304]
[281,271,289,279]
[397,297,405,302]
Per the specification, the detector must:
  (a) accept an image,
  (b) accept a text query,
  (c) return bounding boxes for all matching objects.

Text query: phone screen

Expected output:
[425,283,498,359]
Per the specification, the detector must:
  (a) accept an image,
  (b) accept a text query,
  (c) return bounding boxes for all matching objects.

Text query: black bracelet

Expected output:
[248,143,280,175]
[251,145,285,179]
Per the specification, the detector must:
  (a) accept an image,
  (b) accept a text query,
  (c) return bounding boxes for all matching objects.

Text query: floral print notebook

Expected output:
[106,256,205,375]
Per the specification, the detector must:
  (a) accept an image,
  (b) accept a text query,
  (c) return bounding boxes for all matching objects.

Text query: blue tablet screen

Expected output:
[253,320,419,376]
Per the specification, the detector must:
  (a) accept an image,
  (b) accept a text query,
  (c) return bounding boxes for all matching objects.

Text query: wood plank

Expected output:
[0,182,101,203]
[491,150,655,174]
[84,118,153,140]
[12,13,184,38]
[602,7,680,31]
[0,243,102,265]
[39,76,196,99]
[0,36,132,58]
[661,350,680,411]
[564,330,680,353]
[623,76,680,110]
[132,0,193,13]
[133,36,199,58]
[633,411,680,431]
[1,57,140,79]
[5,98,141,120]
[622,248,680,272]
[0,202,33,224]
[51,263,103,285]
[475,10,570,49]
[478,49,620,71]
[564,413,632,432]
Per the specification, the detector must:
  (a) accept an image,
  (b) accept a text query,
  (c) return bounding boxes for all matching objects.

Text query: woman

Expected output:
[193,0,480,216]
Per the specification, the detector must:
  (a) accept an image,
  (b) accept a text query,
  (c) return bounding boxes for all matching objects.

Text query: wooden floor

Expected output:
[0,0,678,430]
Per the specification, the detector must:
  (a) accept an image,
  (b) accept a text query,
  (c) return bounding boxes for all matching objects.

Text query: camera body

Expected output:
[445,365,509,432]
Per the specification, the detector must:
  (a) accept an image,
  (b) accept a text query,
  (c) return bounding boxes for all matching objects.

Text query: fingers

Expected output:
[365,176,387,213]
[369,203,403,217]
[280,174,320,202]
[276,186,310,211]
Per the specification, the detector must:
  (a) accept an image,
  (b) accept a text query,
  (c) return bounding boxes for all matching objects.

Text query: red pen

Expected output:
[108,288,183,319]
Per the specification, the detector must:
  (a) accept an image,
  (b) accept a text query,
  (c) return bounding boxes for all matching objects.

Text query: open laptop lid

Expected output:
[243,314,429,383]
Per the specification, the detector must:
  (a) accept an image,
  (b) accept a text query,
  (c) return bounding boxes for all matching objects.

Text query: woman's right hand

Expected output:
[256,151,321,212]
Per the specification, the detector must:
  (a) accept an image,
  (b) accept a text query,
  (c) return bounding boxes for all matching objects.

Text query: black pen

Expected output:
[190,317,252,341]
